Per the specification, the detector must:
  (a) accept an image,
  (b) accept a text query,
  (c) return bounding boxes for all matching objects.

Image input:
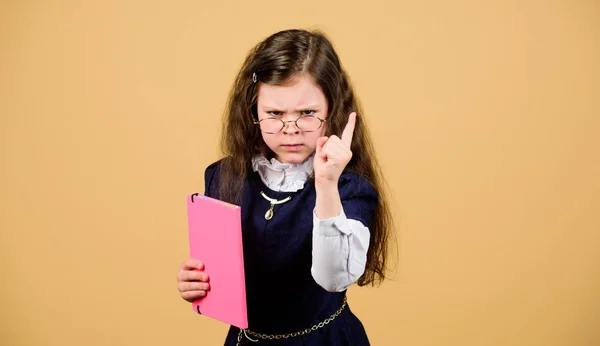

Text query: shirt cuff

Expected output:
[313,207,352,236]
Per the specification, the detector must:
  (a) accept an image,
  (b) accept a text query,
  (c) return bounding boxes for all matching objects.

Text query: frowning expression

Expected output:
[256,74,328,164]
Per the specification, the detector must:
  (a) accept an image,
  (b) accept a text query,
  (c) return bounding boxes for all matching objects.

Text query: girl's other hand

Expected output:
[177,258,210,302]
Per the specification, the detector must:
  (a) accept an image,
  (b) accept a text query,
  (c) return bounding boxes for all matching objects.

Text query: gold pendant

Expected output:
[265,205,275,220]
[260,191,292,221]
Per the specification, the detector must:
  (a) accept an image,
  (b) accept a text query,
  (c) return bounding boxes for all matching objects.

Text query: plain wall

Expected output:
[1,1,599,345]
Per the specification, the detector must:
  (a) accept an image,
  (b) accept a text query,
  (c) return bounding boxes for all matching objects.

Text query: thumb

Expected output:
[316,136,328,158]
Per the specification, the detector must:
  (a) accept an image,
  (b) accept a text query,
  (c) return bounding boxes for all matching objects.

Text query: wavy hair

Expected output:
[218,29,395,286]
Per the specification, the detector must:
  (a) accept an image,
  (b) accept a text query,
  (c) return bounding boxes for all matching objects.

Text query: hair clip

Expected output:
[252,72,257,83]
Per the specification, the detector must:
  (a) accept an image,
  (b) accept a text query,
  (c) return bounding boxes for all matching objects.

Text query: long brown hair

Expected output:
[218,29,395,286]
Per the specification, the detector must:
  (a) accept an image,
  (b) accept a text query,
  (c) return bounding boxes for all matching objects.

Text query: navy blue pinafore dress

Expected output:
[203,161,377,346]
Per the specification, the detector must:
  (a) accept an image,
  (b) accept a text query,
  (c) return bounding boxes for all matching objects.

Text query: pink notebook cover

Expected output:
[186,193,248,329]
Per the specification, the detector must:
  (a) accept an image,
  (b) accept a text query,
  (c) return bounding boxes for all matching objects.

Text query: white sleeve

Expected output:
[310,207,370,292]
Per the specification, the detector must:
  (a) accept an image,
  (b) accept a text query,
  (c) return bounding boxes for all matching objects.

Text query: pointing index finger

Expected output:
[341,112,357,148]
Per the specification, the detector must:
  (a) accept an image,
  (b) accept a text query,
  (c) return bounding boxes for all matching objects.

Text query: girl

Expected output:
[177,28,394,345]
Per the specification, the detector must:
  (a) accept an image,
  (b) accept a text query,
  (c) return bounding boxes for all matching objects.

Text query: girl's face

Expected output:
[256,73,328,164]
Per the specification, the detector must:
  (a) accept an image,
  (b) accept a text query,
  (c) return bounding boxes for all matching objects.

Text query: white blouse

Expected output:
[251,155,371,292]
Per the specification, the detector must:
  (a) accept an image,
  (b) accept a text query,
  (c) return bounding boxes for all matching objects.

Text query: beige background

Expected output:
[1,0,599,345]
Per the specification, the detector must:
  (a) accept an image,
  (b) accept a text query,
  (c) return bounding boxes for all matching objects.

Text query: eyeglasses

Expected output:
[253,115,326,134]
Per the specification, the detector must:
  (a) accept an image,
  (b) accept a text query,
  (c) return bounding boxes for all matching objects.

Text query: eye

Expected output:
[301,110,316,116]
[268,111,283,117]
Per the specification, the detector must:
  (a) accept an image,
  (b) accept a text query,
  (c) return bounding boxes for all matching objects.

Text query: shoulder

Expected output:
[204,159,223,179]
[204,159,224,197]
[337,172,378,227]
[338,171,378,200]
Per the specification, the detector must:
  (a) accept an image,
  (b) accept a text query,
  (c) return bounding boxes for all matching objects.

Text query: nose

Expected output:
[282,120,300,134]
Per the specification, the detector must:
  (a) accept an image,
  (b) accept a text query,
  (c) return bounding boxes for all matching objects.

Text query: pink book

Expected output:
[186,193,248,329]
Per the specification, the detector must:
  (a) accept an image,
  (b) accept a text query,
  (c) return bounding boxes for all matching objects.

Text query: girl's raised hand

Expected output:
[313,112,356,186]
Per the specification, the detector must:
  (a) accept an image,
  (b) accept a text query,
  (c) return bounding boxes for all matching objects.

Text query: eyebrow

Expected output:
[261,105,321,111]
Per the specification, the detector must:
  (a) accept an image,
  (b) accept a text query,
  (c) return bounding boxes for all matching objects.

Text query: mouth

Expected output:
[281,144,303,151]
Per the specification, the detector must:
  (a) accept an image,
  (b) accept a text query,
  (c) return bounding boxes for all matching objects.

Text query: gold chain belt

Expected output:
[236,296,347,345]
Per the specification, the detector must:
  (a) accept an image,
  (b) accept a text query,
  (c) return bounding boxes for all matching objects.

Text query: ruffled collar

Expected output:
[251,154,314,192]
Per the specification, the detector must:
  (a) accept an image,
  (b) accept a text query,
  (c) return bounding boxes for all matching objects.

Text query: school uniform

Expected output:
[203,155,377,345]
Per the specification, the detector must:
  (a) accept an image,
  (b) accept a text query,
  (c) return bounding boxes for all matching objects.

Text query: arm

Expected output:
[311,174,377,292]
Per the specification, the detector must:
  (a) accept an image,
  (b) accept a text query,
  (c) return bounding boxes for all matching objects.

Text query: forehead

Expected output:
[257,74,327,108]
